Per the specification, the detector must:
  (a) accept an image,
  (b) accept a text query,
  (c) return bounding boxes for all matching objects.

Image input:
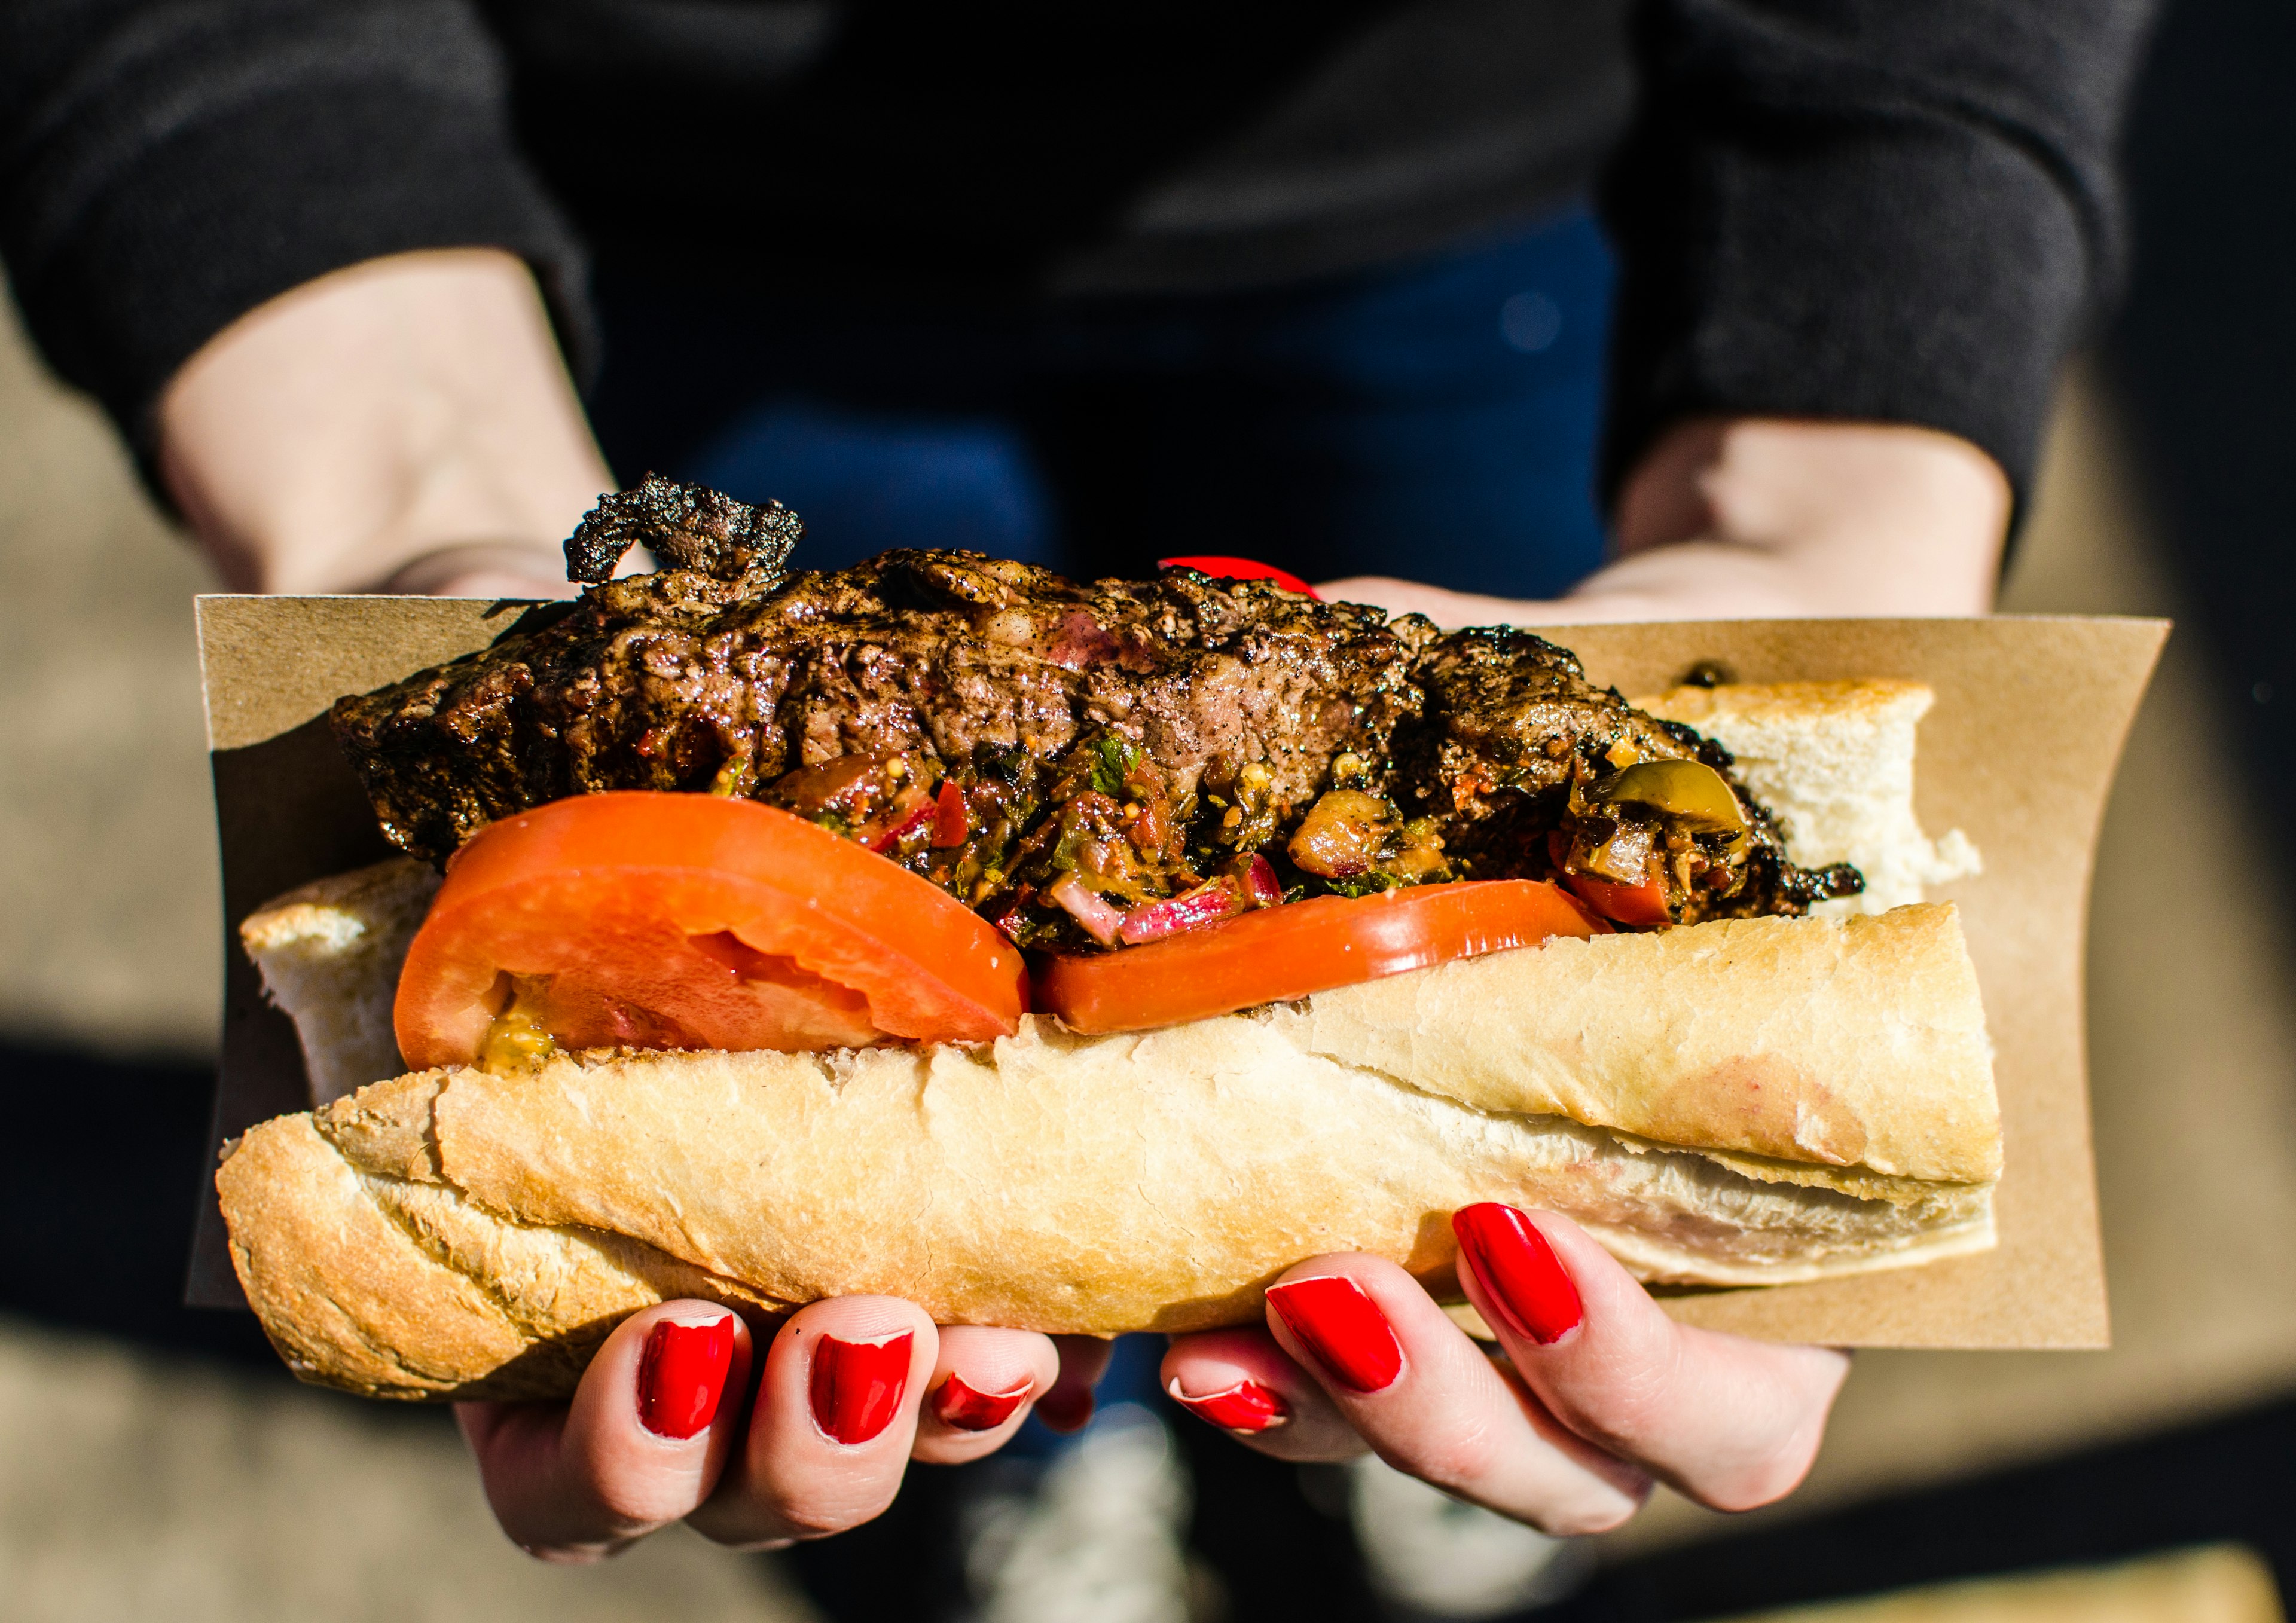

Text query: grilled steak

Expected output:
[332,480,1857,946]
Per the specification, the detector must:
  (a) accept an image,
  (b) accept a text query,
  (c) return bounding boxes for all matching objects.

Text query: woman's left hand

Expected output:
[1320,416,2010,628]
[1161,1207,1849,1535]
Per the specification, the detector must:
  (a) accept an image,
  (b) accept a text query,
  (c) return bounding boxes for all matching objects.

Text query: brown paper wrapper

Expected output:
[188,597,2164,1349]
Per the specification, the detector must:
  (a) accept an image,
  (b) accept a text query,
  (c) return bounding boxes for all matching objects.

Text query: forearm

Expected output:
[1593,417,2008,616]
[157,249,612,595]
[1599,0,2154,515]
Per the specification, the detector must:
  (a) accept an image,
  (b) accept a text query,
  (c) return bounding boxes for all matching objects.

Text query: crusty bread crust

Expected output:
[1294,903,1997,1183]
[218,1107,791,1401]
[218,906,1998,1399]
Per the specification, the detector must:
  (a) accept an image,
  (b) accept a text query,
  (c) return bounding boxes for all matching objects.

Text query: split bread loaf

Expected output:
[218,681,1999,1401]
[219,904,1998,1401]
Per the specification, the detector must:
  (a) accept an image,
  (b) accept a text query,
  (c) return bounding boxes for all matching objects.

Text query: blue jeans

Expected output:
[589,206,1616,598]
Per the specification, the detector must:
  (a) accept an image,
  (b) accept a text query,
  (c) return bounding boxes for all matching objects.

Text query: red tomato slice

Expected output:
[1157,555,1320,598]
[1547,829,1674,927]
[1563,870,1673,928]
[395,792,1026,1069]
[1034,881,1605,1034]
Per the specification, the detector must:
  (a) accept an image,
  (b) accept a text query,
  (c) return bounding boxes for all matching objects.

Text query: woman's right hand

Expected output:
[157,249,611,597]
[457,1297,1101,1561]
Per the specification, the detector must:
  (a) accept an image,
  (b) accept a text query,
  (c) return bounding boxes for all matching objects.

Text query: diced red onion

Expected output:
[1241,853,1283,910]
[1048,872,1125,946]
[1119,881,1242,946]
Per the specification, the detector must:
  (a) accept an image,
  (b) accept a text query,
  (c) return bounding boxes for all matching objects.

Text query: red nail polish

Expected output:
[1452,1203,1584,1344]
[637,1316,735,1439]
[933,1373,1033,1432]
[1035,1383,1096,1434]
[1264,1276,1403,1393]
[810,1331,914,1445]
[1167,1377,1289,1434]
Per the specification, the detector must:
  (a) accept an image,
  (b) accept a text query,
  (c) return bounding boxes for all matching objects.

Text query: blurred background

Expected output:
[4,1,2295,1619]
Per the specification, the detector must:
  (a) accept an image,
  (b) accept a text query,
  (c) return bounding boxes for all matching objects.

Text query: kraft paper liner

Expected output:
[187,598,2166,1350]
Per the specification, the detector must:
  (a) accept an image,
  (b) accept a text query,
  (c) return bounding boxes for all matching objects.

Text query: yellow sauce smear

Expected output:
[478,976,561,1074]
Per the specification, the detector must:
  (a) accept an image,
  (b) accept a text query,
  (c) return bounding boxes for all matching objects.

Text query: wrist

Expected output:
[1605,417,2011,617]
[373,542,578,600]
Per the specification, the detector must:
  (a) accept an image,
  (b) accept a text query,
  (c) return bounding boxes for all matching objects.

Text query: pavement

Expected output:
[2,280,2293,1618]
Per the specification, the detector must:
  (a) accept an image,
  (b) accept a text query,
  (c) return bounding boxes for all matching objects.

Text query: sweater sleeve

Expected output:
[0,0,592,457]
[1599,0,2157,508]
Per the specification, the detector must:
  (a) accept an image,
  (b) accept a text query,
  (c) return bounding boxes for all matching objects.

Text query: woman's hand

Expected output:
[1161,1207,1849,1535]
[157,249,612,597]
[1323,417,2011,628]
[457,1297,1101,1561]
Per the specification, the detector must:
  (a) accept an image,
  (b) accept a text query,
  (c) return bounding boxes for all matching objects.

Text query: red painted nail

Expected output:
[1035,1383,1096,1434]
[1264,1276,1403,1393]
[809,1331,914,1445]
[1156,555,1320,598]
[636,1315,735,1439]
[1167,1377,1289,1434]
[933,1373,1034,1432]
[1452,1203,1584,1344]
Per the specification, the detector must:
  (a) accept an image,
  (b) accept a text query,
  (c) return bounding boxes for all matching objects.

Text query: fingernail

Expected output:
[1167,1376,1289,1434]
[1452,1203,1584,1344]
[809,1331,914,1445]
[637,1315,736,1439]
[933,1373,1034,1432]
[1035,1383,1095,1434]
[1264,1276,1403,1393]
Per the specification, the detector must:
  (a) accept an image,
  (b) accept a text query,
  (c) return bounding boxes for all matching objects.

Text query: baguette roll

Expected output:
[219,680,2001,1400]
[219,905,1996,1401]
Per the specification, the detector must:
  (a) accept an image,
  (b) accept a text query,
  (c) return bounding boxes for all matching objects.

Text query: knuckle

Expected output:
[1554,1376,1671,1459]
[1384,1414,1506,1493]
[758,1486,899,1542]
[517,1538,628,1566]
[1690,1428,1824,1513]
[1543,1334,1692,1457]
[585,1476,683,1533]
[1535,1491,1644,1539]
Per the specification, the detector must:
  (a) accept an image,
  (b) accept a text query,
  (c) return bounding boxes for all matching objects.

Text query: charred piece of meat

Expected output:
[564,471,804,585]
[333,480,1857,946]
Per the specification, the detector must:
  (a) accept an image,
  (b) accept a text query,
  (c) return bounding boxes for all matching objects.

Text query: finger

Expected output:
[457,1301,752,1561]
[1160,1327,1362,1461]
[1452,1205,1851,1510]
[1260,1255,1650,1535]
[687,1296,937,1548]
[1036,1334,1112,1434]
[1312,576,1561,630]
[912,1326,1060,1463]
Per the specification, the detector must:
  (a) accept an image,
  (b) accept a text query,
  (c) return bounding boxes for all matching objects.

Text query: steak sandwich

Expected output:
[216,478,2000,1402]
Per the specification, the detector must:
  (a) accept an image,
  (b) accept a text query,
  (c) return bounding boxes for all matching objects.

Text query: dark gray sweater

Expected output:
[0,0,2154,507]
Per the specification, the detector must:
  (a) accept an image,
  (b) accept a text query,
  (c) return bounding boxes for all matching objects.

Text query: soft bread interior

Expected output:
[239,857,439,1104]
[1635,680,1981,913]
